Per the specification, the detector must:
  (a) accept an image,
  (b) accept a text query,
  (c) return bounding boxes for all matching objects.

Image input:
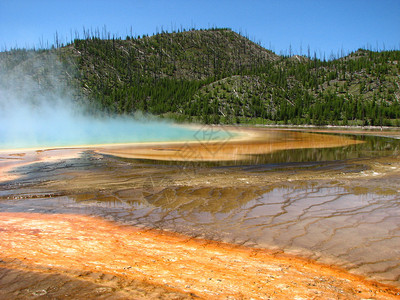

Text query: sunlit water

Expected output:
[1,130,400,286]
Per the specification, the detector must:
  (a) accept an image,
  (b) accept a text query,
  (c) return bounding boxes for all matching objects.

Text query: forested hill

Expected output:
[1,28,400,126]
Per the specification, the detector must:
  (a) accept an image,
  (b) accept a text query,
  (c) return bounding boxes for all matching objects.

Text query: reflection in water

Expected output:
[79,185,400,286]
[0,130,400,287]
[240,133,400,165]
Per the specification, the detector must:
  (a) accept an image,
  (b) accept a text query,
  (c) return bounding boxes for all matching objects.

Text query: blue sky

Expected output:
[1,0,399,57]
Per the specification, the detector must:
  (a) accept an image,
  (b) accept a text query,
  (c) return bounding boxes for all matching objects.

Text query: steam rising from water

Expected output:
[0,95,199,149]
[0,52,200,149]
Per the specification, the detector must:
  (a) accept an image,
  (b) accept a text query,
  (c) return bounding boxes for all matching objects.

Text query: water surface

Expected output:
[1,128,400,287]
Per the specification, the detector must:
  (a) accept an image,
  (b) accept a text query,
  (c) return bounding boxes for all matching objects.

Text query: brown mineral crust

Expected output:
[96,129,363,161]
[1,212,399,299]
[0,266,193,299]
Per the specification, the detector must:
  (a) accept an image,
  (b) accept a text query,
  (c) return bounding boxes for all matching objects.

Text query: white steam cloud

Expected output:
[0,51,197,149]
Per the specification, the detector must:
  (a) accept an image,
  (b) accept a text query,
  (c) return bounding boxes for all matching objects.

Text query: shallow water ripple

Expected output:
[61,183,399,287]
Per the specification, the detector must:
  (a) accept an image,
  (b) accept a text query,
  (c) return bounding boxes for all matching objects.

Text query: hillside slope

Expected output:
[1,29,399,125]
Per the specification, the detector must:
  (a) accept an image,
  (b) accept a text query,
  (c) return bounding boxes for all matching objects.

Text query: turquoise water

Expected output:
[0,90,234,149]
[0,114,233,150]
